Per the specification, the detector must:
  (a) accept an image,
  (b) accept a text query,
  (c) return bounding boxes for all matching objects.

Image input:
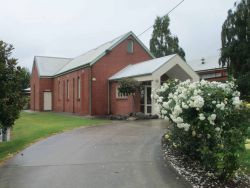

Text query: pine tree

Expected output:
[220,0,250,78]
[220,0,250,100]
[150,15,185,60]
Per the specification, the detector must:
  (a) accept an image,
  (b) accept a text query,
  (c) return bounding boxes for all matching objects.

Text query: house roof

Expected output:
[187,55,225,72]
[34,56,72,77]
[109,54,177,80]
[34,31,154,77]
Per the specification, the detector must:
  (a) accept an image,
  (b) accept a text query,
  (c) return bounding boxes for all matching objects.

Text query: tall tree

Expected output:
[150,15,186,60]
[19,67,30,90]
[220,0,250,100]
[0,41,25,141]
[220,0,250,77]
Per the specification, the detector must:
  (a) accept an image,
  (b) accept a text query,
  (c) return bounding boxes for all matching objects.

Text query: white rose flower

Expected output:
[215,127,221,132]
[164,116,169,121]
[198,113,205,121]
[210,114,216,121]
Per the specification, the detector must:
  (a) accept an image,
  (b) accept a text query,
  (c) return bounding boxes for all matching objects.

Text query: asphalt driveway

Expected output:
[0,120,189,188]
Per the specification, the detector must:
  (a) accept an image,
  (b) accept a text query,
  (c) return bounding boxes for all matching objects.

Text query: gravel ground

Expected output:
[162,137,250,188]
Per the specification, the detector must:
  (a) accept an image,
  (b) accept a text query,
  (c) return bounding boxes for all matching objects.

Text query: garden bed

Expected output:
[162,136,250,188]
[107,112,158,120]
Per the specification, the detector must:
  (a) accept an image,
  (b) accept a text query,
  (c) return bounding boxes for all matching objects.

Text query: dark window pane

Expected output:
[147,106,152,114]
[140,105,144,113]
[147,87,151,104]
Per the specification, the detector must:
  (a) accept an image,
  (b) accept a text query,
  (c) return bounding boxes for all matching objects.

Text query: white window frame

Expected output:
[116,86,128,99]
[77,77,81,99]
[66,80,69,99]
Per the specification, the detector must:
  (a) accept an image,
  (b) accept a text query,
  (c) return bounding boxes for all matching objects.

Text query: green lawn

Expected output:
[0,111,109,162]
[242,139,250,174]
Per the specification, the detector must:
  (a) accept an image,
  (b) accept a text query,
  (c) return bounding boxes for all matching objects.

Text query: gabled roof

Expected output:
[34,56,72,77]
[34,31,154,77]
[187,55,225,72]
[109,54,177,80]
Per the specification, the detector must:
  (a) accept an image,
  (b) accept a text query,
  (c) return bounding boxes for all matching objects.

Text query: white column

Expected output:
[151,77,161,115]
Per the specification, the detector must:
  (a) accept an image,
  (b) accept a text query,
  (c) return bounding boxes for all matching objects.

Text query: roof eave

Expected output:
[109,73,152,81]
[53,63,91,77]
[196,67,227,73]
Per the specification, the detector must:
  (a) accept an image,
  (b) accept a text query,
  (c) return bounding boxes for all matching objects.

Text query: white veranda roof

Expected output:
[109,54,177,80]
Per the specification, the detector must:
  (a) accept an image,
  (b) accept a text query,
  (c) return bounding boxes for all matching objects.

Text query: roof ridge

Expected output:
[68,31,132,61]
[35,55,73,60]
[55,31,133,75]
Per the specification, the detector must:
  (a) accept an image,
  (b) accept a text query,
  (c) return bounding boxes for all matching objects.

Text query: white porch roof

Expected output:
[109,54,176,80]
[109,54,199,82]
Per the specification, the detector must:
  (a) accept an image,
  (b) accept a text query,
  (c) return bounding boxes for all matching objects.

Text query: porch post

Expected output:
[151,77,161,115]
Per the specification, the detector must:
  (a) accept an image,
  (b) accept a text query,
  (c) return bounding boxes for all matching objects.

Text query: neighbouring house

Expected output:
[188,56,228,82]
[30,31,199,116]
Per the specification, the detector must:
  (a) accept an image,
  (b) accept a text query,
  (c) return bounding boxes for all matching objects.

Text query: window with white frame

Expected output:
[77,77,81,99]
[66,80,69,99]
[200,72,222,79]
[116,86,128,99]
[58,81,61,101]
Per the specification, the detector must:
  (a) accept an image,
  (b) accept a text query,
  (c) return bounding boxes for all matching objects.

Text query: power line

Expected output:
[137,0,185,37]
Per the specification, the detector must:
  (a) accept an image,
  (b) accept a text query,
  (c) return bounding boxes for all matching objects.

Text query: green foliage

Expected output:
[220,0,250,99]
[0,112,108,162]
[150,16,185,60]
[236,72,250,101]
[19,67,31,90]
[156,79,249,180]
[0,41,25,137]
[118,78,141,95]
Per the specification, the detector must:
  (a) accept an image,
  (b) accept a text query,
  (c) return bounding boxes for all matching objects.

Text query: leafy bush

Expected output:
[154,79,249,180]
[118,78,141,95]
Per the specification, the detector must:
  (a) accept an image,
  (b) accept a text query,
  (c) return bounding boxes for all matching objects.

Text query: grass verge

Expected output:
[0,111,109,163]
[242,139,250,174]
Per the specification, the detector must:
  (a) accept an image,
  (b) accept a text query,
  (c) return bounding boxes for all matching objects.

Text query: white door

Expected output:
[44,92,52,111]
[145,86,152,114]
[140,86,152,114]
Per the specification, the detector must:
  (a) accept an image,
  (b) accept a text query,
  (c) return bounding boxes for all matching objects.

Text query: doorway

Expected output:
[43,91,52,111]
[140,85,152,114]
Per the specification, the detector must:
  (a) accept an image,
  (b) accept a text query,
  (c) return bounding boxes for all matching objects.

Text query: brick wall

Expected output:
[91,36,152,115]
[31,35,153,115]
[52,67,90,115]
[109,82,140,115]
[30,63,40,111]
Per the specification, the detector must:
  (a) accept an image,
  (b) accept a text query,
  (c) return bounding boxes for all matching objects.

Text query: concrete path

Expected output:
[0,120,190,188]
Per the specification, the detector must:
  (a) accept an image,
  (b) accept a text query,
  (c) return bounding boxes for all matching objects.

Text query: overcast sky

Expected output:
[0,0,237,70]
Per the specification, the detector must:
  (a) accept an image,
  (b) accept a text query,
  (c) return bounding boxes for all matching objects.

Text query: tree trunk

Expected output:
[2,127,8,142]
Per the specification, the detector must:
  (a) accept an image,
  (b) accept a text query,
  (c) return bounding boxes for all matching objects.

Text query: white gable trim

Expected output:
[152,55,200,81]
[90,31,155,66]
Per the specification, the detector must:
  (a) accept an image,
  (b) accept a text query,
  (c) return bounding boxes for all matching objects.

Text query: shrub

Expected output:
[154,79,249,180]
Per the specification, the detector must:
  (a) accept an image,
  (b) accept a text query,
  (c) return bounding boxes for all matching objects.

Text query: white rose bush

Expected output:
[155,79,249,180]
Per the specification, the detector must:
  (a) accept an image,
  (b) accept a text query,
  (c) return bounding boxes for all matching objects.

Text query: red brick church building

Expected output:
[30,31,199,116]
